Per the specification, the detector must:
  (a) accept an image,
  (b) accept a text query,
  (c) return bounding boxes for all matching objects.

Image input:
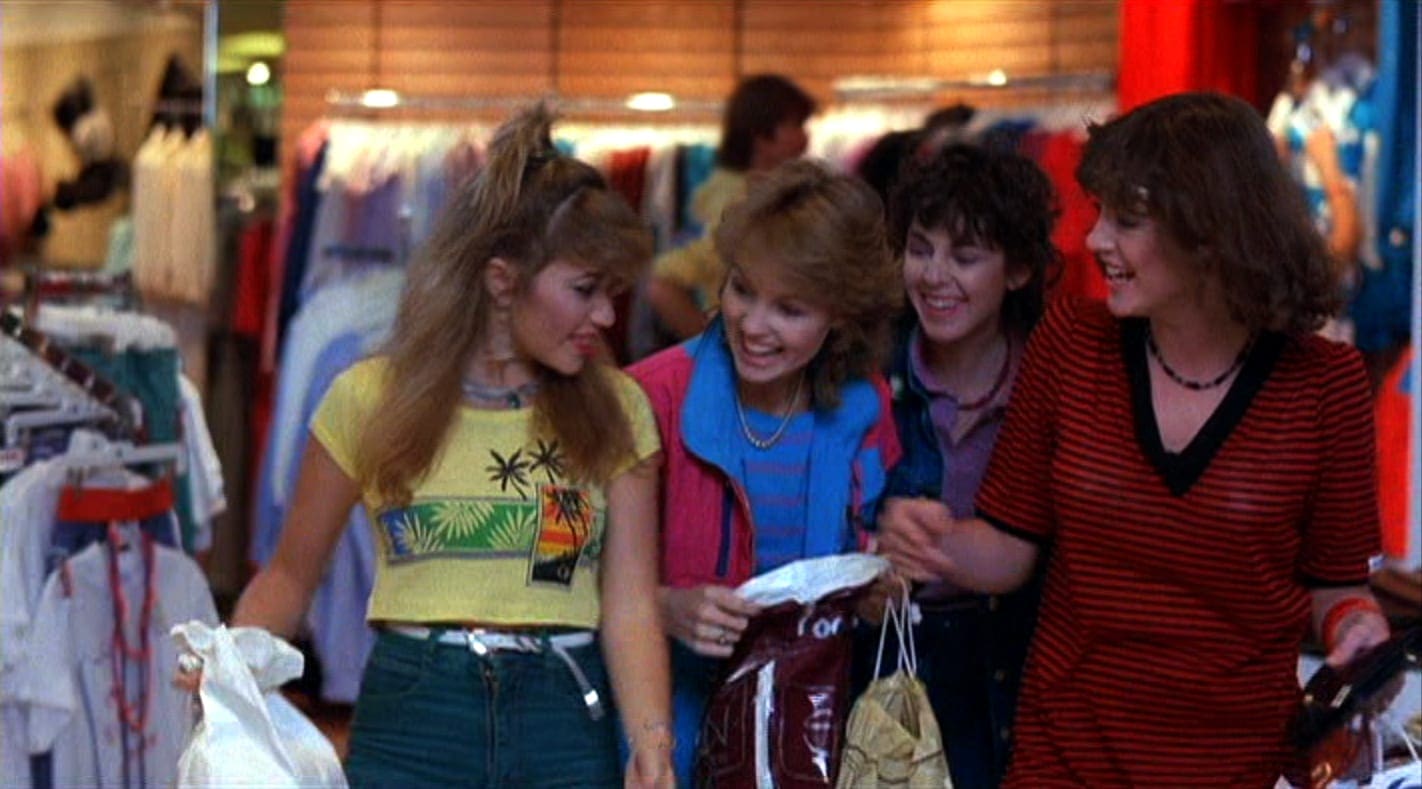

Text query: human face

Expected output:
[719,260,833,411]
[753,120,809,171]
[509,259,617,376]
[902,222,1026,353]
[1086,203,1202,321]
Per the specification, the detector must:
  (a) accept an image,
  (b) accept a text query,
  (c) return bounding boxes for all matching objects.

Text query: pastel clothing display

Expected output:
[131,127,217,305]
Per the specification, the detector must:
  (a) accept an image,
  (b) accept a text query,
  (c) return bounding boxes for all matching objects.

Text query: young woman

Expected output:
[629,159,903,782]
[879,92,1390,786]
[223,107,674,788]
[871,143,1058,789]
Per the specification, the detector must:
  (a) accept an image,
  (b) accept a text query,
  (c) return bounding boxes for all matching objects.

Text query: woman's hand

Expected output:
[855,570,908,625]
[625,738,676,789]
[875,497,956,583]
[659,585,761,657]
[1325,607,1390,668]
[172,653,202,694]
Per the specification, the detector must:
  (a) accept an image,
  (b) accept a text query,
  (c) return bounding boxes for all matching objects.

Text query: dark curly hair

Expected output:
[1077,92,1338,334]
[714,160,901,409]
[889,143,1060,338]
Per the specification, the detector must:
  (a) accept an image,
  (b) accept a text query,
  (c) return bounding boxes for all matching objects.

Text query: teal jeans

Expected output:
[345,630,622,788]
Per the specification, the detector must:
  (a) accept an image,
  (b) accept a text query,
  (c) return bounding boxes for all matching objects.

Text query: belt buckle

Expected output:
[462,630,490,656]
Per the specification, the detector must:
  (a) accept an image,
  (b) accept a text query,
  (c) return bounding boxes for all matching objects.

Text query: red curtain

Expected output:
[1118,0,1264,111]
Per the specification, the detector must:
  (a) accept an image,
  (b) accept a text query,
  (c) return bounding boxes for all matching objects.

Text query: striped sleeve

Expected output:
[974,299,1073,543]
[1298,346,1381,586]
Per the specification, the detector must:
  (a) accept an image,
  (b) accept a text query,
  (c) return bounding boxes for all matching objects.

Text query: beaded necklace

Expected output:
[942,335,1013,411]
[1145,327,1251,391]
[106,523,156,789]
[461,378,540,409]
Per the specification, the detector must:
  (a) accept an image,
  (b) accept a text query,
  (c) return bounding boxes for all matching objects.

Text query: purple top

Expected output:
[909,330,1019,599]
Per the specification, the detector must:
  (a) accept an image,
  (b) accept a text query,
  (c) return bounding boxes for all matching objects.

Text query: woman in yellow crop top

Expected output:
[224,107,674,787]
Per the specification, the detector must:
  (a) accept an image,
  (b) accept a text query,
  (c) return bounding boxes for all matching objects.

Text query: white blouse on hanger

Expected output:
[15,539,217,788]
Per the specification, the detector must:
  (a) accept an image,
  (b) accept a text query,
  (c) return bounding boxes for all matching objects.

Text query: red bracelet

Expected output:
[1322,596,1383,653]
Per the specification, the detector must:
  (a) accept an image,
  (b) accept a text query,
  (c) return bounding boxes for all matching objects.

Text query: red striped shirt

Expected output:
[977,298,1380,787]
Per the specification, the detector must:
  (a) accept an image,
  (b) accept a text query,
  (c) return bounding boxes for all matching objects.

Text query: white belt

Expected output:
[386,625,603,720]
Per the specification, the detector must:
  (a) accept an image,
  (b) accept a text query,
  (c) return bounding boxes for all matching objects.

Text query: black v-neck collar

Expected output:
[1123,319,1285,497]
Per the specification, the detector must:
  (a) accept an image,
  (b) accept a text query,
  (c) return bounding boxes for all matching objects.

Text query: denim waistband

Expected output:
[385,625,604,720]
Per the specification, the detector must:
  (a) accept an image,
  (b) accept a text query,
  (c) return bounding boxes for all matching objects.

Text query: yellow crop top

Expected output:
[310,357,660,628]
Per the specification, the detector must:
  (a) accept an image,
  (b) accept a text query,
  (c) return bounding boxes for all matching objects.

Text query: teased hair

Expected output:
[358,104,653,504]
[1077,92,1338,334]
[718,74,817,171]
[889,143,1060,338]
[714,159,901,409]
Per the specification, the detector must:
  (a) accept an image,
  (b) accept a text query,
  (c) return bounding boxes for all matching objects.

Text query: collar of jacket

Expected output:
[679,316,885,557]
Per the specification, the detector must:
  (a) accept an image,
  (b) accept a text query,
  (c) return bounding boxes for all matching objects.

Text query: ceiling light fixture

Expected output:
[625,92,676,112]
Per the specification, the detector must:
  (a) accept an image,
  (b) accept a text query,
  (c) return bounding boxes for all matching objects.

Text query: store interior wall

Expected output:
[278,0,1121,164]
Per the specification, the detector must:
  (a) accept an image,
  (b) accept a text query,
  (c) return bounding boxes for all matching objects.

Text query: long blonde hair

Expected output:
[358,105,653,504]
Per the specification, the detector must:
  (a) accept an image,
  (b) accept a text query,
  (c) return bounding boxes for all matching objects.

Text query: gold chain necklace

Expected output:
[735,374,805,450]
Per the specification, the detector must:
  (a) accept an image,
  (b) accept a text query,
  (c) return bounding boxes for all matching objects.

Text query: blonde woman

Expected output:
[631,160,903,782]
[225,107,673,788]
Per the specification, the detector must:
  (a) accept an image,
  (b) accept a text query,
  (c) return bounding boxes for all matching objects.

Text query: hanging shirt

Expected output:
[16,539,217,789]
[0,461,65,789]
[0,461,67,670]
[170,130,217,304]
[179,375,225,553]
[265,266,404,510]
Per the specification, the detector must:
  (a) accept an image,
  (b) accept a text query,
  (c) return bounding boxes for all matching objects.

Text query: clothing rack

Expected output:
[58,429,185,473]
[0,309,138,439]
[832,69,1116,102]
[21,268,136,322]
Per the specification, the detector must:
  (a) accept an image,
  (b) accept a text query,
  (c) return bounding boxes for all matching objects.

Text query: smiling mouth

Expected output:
[918,292,964,312]
[735,338,781,365]
[1100,262,1135,284]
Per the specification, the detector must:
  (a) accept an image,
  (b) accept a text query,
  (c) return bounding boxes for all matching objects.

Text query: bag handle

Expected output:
[872,577,918,679]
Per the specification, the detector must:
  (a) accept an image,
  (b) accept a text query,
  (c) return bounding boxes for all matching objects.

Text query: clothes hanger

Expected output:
[59,428,185,474]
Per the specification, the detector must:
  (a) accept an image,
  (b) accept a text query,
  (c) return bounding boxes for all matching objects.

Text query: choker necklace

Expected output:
[945,336,1013,411]
[1145,327,1251,391]
[462,378,540,408]
[735,374,805,451]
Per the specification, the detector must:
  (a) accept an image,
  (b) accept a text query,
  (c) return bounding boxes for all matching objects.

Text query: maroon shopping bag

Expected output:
[695,554,887,789]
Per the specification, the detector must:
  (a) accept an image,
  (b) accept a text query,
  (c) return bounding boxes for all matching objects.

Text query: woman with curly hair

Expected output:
[629,159,903,783]
[880,92,1389,786]
[871,142,1059,789]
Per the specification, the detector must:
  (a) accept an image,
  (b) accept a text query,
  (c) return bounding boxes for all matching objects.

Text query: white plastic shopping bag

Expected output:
[171,621,347,788]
